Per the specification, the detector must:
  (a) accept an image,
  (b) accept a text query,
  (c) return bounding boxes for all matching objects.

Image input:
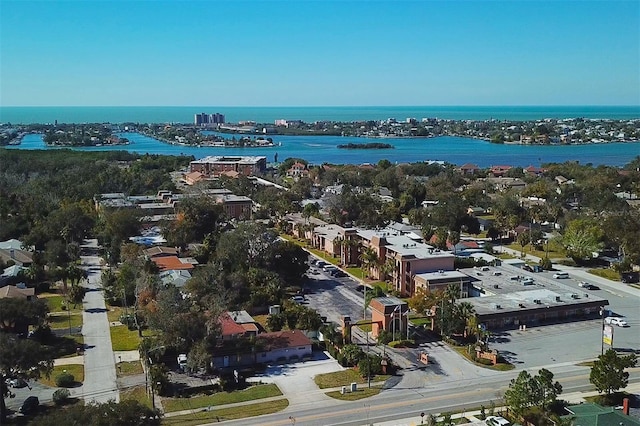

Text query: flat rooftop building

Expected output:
[189,156,267,177]
[460,264,608,330]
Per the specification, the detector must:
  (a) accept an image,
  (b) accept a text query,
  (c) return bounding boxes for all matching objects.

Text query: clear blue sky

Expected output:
[1,0,639,106]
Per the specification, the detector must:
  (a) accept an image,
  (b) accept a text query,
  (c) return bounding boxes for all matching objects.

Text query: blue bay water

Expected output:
[1,105,639,124]
[10,132,640,168]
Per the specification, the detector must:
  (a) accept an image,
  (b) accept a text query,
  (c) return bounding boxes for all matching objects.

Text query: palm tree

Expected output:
[358,247,378,280]
[457,302,477,339]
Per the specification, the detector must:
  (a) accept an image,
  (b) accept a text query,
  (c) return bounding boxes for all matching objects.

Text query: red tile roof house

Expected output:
[151,256,197,272]
[458,163,480,175]
[211,330,312,370]
[286,162,309,178]
[524,165,546,176]
[490,165,512,177]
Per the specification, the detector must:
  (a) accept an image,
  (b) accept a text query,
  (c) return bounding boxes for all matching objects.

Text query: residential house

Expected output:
[458,163,480,176]
[159,269,191,288]
[0,239,25,251]
[286,162,309,179]
[523,165,545,177]
[227,311,259,337]
[144,246,179,259]
[151,256,198,272]
[182,171,207,186]
[485,177,526,191]
[0,248,33,268]
[489,165,512,177]
[0,265,26,286]
[212,329,312,369]
[0,284,35,300]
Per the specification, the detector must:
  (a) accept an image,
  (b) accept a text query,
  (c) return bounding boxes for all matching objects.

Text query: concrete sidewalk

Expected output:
[161,380,388,418]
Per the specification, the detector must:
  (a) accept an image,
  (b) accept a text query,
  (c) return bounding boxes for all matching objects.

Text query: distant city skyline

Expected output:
[1,0,639,107]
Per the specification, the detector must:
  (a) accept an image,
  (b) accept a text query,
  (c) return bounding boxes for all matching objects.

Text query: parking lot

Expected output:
[300,255,640,370]
[301,258,369,326]
[487,267,640,367]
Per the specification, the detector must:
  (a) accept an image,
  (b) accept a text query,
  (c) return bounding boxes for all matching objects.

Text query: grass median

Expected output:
[326,386,382,401]
[314,369,391,389]
[161,383,282,413]
[161,399,289,425]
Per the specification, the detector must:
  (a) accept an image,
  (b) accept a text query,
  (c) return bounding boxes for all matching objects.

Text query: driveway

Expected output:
[252,353,344,409]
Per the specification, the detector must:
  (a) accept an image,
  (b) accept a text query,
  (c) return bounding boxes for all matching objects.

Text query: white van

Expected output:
[553,272,569,279]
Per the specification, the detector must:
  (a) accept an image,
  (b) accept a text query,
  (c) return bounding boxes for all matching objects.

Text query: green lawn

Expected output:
[50,334,85,358]
[48,312,83,329]
[107,305,126,323]
[40,364,84,387]
[161,383,282,413]
[314,369,391,389]
[326,386,382,400]
[43,295,82,314]
[281,234,341,265]
[451,345,514,371]
[409,316,431,327]
[110,325,142,351]
[588,268,620,281]
[117,361,144,377]
[161,399,289,425]
[121,385,153,409]
[505,239,566,260]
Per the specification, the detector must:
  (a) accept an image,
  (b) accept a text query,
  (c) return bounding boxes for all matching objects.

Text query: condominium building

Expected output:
[189,156,267,177]
[194,112,226,126]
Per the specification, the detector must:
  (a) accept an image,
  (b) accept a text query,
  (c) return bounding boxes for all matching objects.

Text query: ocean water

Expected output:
[1,105,639,124]
[10,132,640,168]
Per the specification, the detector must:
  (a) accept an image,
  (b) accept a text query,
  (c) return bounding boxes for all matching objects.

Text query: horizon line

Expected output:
[2,104,640,108]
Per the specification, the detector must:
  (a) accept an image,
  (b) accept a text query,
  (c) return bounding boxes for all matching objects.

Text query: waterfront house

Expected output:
[490,165,512,177]
[458,163,480,175]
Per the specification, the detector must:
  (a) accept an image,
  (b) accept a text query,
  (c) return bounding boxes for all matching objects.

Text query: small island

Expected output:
[337,142,394,149]
[42,124,129,147]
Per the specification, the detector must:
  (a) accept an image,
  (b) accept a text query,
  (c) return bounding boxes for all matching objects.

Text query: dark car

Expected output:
[585,284,600,290]
[19,396,39,414]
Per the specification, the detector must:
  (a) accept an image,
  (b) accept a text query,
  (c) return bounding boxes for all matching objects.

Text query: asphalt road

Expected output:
[211,367,640,426]
[79,239,119,404]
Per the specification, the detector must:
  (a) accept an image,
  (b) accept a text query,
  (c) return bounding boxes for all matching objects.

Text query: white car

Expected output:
[553,272,569,279]
[604,317,628,327]
[486,416,511,426]
[291,295,305,304]
[177,354,188,371]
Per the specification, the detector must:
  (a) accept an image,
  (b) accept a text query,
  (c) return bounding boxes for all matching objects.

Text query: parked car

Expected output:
[604,317,628,327]
[291,295,305,304]
[177,354,188,371]
[7,378,27,388]
[522,277,535,285]
[19,396,39,414]
[333,270,347,278]
[486,416,510,426]
[522,264,533,272]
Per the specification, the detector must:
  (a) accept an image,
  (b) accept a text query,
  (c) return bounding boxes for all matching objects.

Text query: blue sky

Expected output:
[1,0,639,106]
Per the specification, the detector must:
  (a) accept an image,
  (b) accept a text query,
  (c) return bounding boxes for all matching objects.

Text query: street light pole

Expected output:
[600,307,605,355]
